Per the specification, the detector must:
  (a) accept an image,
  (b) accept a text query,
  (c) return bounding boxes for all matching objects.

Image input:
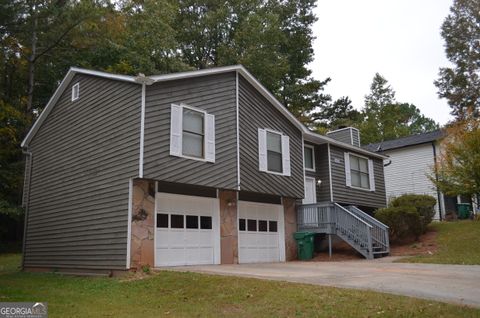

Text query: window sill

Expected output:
[262,170,287,177]
[347,185,374,192]
[304,168,316,172]
[171,153,212,163]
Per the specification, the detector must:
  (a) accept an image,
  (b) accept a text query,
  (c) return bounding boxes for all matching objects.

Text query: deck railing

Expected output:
[346,206,390,254]
[297,202,378,259]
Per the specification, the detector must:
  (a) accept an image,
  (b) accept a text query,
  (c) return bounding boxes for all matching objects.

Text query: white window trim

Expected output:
[171,103,214,163]
[345,152,375,192]
[263,128,288,176]
[304,144,316,172]
[71,83,79,101]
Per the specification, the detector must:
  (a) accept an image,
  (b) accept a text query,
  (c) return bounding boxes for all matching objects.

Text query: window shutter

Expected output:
[205,114,215,163]
[368,159,376,191]
[258,128,267,171]
[344,152,351,187]
[282,135,291,176]
[170,104,183,157]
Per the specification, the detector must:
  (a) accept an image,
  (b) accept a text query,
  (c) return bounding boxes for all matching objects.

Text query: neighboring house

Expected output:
[21,65,388,273]
[364,130,454,220]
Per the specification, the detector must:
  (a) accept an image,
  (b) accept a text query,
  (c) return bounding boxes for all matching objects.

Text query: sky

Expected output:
[310,0,454,125]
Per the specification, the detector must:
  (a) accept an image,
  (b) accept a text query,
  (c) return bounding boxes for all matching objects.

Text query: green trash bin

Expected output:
[457,203,471,219]
[294,232,315,260]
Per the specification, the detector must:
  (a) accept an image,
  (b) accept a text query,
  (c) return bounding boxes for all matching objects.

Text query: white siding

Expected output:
[383,143,441,219]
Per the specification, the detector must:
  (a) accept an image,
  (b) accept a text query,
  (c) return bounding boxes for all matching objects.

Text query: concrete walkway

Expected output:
[168,259,480,308]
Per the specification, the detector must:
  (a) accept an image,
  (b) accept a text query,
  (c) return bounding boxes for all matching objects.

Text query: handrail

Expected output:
[347,206,390,253]
[297,202,390,259]
[347,206,389,230]
[333,203,373,259]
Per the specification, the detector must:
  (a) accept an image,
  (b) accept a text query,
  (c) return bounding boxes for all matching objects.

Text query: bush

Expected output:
[390,194,437,233]
[375,206,423,241]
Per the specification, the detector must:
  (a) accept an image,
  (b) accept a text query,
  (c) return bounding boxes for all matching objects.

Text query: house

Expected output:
[21,65,388,273]
[364,130,455,220]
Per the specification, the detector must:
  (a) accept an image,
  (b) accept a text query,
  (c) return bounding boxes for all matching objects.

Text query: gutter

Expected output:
[432,141,443,221]
[21,148,33,270]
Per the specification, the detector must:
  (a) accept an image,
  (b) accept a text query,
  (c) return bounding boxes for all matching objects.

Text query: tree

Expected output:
[434,0,480,119]
[430,115,480,198]
[174,0,327,124]
[311,96,362,134]
[360,73,439,144]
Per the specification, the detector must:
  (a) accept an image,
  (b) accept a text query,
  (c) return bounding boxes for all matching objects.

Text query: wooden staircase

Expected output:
[297,202,390,259]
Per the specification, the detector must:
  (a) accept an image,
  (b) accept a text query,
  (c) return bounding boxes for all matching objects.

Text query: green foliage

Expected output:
[390,194,437,233]
[434,0,480,119]
[430,116,480,197]
[360,73,439,145]
[375,206,422,242]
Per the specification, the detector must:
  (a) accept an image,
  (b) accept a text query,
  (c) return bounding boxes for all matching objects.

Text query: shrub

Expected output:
[375,206,422,242]
[390,194,437,233]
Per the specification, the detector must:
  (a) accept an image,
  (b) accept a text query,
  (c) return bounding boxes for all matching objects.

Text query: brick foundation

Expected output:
[283,197,297,261]
[219,190,238,264]
[130,179,155,270]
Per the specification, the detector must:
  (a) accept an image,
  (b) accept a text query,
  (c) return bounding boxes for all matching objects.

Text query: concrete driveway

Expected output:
[169,259,480,308]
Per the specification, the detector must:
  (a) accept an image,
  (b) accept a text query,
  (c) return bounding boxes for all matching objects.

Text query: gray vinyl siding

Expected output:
[22,154,32,207]
[143,72,237,189]
[327,128,360,147]
[330,146,386,208]
[25,74,141,270]
[305,144,331,202]
[238,76,304,198]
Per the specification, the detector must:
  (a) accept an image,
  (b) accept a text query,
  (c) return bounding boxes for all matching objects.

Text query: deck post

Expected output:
[328,234,332,258]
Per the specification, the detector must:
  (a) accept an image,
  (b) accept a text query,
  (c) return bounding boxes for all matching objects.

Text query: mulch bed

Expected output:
[308,228,438,262]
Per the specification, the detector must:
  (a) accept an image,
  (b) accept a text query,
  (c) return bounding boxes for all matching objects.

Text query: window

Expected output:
[258,128,290,176]
[269,221,278,232]
[304,145,315,171]
[157,213,168,228]
[247,219,257,231]
[171,214,184,228]
[267,132,283,173]
[186,215,199,229]
[345,153,375,191]
[170,104,215,162]
[182,108,204,158]
[200,216,212,229]
[239,218,246,231]
[258,220,268,232]
[71,83,79,101]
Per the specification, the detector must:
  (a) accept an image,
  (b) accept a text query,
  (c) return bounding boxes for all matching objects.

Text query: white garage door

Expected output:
[155,193,220,267]
[238,201,286,263]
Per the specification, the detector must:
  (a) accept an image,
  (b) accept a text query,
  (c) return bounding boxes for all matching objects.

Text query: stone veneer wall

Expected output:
[130,179,155,270]
[219,190,238,264]
[283,197,297,261]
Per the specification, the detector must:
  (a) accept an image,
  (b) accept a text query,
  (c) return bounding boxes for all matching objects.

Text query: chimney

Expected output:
[326,127,361,147]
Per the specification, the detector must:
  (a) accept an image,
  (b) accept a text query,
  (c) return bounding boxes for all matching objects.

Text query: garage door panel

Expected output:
[238,201,285,264]
[155,193,220,267]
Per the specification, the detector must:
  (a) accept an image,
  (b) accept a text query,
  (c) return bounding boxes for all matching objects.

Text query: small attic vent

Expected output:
[71,83,80,101]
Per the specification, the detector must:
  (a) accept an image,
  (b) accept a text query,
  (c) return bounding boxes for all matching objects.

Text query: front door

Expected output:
[303,177,317,204]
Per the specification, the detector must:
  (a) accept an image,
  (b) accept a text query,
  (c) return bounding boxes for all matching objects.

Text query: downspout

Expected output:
[21,147,33,270]
[432,141,443,221]
[134,74,154,178]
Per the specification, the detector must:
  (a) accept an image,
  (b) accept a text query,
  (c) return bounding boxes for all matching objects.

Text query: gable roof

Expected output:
[21,65,386,159]
[363,129,445,153]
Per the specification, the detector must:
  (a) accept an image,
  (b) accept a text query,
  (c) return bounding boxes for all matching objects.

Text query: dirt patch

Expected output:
[390,228,438,257]
[310,241,364,262]
[308,228,438,261]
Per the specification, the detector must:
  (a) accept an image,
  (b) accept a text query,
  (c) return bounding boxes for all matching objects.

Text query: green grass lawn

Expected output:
[401,220,480,265]
[1,254,479,317]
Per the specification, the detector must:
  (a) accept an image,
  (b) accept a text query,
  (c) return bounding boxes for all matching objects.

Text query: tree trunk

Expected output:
[26,12,38,114]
